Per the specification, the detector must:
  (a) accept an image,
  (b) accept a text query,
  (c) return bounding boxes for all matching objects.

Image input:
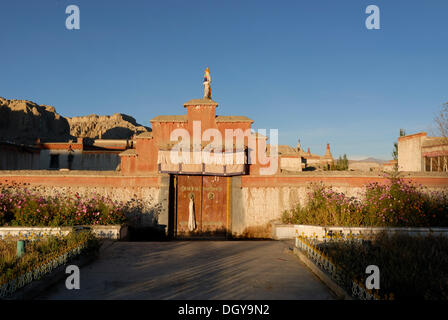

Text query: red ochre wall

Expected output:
[4,172,446,189]
[122,102,256,175]
[185,105,217,132]
[151,122,188,145]
[241,175,448,188]
[135,138,159,173]
[0,174,159,188]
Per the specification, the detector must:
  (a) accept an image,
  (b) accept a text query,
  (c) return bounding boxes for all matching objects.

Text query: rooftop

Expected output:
[422,137,448,148]
[135,132,154,139]
[277,145,299,156]
[184,98,219,106]
[150,115,187,123]
[216,115,253,123]
[119,149,137,156]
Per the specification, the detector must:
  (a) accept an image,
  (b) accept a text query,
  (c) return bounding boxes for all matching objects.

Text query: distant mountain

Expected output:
[0,97,151,144]
[0,97,71,144]
[67,113,151,140]
[352,157,389,164]
[347,157,390,172]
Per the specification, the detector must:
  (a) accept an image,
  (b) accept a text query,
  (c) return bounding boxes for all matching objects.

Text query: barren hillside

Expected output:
[0,97,151,144]
[67,113,150,139]
[0,97,71,144]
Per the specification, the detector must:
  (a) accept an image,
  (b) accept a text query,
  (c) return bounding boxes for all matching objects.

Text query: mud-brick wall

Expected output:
[231,173,448,237]
[0,172,169,228]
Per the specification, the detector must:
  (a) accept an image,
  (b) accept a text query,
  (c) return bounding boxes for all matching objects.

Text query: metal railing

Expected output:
[295,232,394,300]
[0,240,88,299]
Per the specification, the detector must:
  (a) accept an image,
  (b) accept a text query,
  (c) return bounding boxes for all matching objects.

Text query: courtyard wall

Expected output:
[0,171,168,228]
[0,170,447,238]
[233,172,448,237]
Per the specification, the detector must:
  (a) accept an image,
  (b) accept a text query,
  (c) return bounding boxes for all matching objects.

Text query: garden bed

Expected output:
[0,182,130,240]
[0,231,100,299]
[295,232,448,300]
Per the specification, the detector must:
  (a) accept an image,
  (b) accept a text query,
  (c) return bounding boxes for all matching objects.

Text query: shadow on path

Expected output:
[37,240,335,300]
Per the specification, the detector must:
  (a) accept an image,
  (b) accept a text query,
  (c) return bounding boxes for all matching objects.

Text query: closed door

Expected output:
[201,175,227,234]
[175,175,229,237]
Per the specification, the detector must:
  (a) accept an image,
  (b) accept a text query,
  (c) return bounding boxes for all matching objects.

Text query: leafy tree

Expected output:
[331,154,348,170]
[343,154,348,168]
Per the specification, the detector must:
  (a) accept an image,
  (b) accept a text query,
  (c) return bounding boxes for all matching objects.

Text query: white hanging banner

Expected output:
[188,197,196,232]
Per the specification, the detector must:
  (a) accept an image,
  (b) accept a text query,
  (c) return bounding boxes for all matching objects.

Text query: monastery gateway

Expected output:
[1,69,447,239]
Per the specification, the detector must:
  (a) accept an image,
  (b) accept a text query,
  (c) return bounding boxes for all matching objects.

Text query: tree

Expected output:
[392,129,406,161]
[333,154,348,170]
[434,102,448,138]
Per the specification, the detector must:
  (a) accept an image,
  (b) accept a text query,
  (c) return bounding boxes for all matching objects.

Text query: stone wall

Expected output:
[0,172,167,228]
[232,172,448,237]
[233,182,364,236]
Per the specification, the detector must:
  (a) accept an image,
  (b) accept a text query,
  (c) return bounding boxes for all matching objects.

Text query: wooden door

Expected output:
[201,175,227,236]
[174,175,229,238]
[176,175,202,235]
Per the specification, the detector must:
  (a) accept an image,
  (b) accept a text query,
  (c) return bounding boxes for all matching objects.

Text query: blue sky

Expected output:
[1,0,447,160]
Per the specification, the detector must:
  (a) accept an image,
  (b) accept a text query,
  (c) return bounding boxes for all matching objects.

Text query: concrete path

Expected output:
[37,240,335,300]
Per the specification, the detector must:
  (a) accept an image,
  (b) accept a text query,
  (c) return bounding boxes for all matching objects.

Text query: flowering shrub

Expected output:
[363,177,448,227]
[0,182,126,227]
[282,176,448,227]
[282,185,365,226]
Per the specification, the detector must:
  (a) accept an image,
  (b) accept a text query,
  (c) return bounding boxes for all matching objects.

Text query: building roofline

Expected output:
[398,132,427,142]
[119,149,137,156]
[216,115,254,123]
[135,132,154,139]
[150,115,187,123]
[184,98,219,107]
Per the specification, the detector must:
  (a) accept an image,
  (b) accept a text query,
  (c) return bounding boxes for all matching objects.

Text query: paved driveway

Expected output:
[37,240,334,300]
